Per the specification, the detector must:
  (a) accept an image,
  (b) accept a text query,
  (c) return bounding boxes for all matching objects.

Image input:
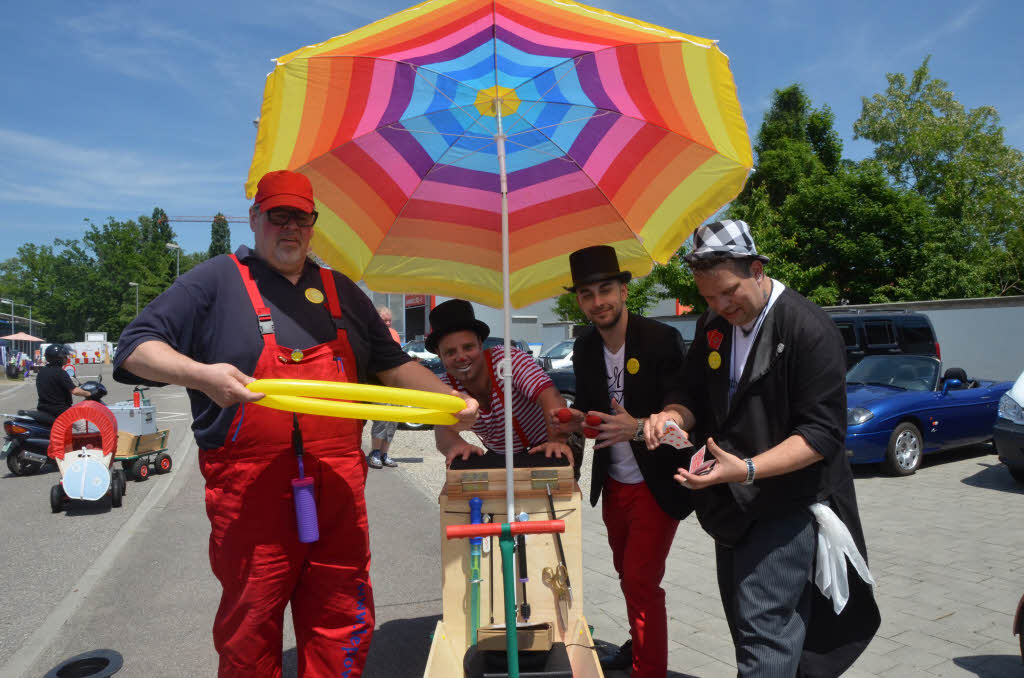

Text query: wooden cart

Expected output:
[114,429,172,481]
[424,458,604,678]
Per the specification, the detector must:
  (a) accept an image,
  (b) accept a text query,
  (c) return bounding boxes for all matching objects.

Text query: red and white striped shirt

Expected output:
[440,346,553,454]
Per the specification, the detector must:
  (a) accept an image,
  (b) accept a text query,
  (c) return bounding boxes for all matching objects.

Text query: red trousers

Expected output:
[200,441,372,678]
[602,477,680,678]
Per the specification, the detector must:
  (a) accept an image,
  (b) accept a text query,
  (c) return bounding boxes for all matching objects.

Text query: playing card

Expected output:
[687,445,716,475]
[660,420,693,450]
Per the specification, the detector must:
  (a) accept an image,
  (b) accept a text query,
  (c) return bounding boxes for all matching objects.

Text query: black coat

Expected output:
[680,287,880,678]
[572,313,693,520]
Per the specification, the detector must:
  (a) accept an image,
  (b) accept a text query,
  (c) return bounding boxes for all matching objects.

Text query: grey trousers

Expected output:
[715,507,817,678]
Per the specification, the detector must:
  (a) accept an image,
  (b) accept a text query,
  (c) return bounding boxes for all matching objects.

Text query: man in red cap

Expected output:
[114,169,478,678]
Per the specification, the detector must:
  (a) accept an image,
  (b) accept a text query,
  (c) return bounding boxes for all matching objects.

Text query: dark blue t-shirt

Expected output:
[113,246,411,448]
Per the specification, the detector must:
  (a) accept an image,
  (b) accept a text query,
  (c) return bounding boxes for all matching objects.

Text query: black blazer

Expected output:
[572,313,693,520]
[681,288,880,678]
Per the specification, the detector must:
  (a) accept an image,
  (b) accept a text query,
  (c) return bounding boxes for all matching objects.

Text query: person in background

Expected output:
[35,344,89,422]
[368,305,401,469]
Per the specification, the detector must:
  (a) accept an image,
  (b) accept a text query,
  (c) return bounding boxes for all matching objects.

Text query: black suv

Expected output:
[827,311,939,369]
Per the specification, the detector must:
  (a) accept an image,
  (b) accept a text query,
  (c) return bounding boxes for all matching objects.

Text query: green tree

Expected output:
[208,213,231,258]
[854,57,1024,295]
[740,84,843,211]
[0,208,206,343]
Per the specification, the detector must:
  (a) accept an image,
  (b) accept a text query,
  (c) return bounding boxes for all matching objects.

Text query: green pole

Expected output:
[469,497,483,645]
[499,524,519,678]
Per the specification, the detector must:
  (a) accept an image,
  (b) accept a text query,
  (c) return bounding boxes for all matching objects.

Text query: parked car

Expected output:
[545,366,576,409]
[402,338,432,361]
[539,339,574,371]
[828,310,940,369]
[994,367,1024,483]
[482,336,533,357]
[845,355,1012,475]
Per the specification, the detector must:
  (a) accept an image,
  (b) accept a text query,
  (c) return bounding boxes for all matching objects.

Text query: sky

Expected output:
[1,0,1022,262]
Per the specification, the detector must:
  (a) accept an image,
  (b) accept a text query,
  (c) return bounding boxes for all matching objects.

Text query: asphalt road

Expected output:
[2,364,1023,677]
[0,365,195,673]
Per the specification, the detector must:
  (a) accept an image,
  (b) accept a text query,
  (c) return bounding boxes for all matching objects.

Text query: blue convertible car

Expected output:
[845,355,1013,475]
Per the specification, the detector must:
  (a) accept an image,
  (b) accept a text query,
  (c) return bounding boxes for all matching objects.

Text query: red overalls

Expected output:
[198,256,373,678]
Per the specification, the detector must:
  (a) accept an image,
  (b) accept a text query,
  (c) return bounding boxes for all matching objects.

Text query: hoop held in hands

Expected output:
[246,379,465,425]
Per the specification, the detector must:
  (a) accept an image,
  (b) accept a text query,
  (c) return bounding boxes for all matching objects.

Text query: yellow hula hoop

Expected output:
[246,380,464,425]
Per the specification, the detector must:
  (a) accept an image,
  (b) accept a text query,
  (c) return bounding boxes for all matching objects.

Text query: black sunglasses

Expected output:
[265,208,318,227]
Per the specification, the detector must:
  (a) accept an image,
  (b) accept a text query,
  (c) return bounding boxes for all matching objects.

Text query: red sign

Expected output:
[405,294,426,307]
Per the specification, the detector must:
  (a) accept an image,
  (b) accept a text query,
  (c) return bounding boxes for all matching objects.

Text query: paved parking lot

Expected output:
[1,371,1022,676]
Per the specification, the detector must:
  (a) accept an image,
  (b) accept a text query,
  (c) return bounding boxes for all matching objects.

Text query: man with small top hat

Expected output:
[550,245,692,677]
[113,169,478,678]
[429,298,578,471]
[667,219,880,677]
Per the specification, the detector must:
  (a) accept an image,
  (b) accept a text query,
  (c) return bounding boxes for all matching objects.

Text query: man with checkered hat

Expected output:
[661,220,880,677]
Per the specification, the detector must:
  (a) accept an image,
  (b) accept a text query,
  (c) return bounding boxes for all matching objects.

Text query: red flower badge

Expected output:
[707,329,724,350]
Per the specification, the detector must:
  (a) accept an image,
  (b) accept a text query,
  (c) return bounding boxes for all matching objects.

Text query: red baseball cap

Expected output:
[253,170,315,212]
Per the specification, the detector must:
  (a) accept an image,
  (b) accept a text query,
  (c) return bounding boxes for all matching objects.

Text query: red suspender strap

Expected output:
[229,254,277,349]
[319,267,345,337]
[485,352,532,451]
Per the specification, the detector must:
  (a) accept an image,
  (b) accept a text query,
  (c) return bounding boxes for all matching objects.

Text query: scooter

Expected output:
[2,378,108,476]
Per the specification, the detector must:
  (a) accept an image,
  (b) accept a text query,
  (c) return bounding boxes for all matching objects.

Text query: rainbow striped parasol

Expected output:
[247,0,752,309]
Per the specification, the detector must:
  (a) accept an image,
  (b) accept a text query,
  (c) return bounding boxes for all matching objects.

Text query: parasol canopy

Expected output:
[1,332,44,342]
[246,0,752,309]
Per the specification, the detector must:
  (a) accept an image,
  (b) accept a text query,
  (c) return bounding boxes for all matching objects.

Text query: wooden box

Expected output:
[444,455,575,501]
[426,459,603,677]
[476,622,552,652]
[115,429,170,458]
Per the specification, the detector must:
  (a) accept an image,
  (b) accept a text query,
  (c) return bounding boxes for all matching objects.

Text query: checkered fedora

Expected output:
[683,219,769,264]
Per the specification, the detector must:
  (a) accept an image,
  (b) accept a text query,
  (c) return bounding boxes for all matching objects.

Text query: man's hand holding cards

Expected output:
[687,444,716,476]
[659,420,692,449]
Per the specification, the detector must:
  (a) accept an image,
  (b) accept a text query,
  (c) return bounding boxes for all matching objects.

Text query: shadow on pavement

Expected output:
[282,614,441,677]
[952,653,1024,677]
[961,460,1024,494]
[850,444,995,480]
[592,638,700,678]
[388,456,425,464]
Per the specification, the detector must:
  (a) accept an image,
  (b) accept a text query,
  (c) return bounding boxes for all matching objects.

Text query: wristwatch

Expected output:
[741,458,756,485]
[632,417,647,442]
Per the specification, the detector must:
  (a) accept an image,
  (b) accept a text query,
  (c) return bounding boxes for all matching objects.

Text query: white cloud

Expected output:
[0,128,240,210]
[60,7,250,95]
[891,2,984,59]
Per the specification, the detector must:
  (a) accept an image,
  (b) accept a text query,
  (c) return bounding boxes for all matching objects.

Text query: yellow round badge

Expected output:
[291,350,304,363]
[708,351,722,370]
[626,358,640,375]
[304,288,325,304]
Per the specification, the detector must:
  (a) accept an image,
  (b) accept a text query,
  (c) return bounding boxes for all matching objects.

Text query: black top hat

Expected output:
[425,299,490,354]
[565,245,632,292]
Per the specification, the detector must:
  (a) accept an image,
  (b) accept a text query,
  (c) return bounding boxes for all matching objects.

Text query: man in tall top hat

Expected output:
[550,245,692,677]
[669,219,880,677]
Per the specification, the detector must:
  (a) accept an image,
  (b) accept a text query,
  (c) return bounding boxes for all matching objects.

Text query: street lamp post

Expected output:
[1,297,13,335]
[128,282,139,315]
[166,243,181,278]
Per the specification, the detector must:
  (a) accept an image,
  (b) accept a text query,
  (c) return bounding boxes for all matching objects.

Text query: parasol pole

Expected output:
[494,101,515,525]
